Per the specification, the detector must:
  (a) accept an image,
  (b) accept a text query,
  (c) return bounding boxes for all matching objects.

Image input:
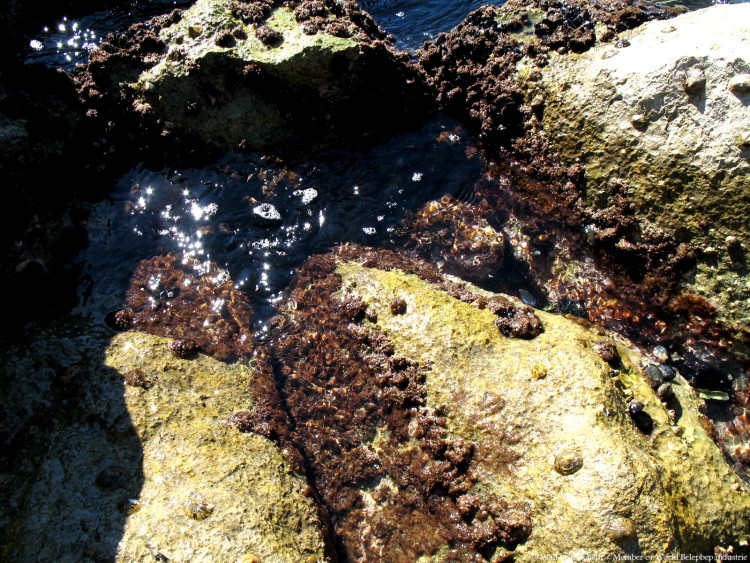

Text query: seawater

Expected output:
[24,0,192,70]
[361,0,504,51]
[78,117,483,324]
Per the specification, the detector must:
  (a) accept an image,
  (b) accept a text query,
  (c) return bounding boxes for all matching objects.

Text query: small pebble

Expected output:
[658,364,676,381]
[644,364,664,383]
[683,69,705,95]
[604,516,636,543]
[628,400,644,415]
[630,114,648,129]
[726,235,741,249]
[531,363,547,380]
[657,383,673,401]
[728,74,750,96]
[652,345,668,362]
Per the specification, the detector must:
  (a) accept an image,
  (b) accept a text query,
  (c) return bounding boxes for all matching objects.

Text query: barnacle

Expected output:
[554,449,583,475]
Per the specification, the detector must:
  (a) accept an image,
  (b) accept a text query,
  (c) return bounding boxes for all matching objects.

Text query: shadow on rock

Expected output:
[0,324,144,561]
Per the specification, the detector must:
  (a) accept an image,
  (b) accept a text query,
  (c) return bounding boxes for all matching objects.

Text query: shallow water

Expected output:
[361,0,505,51]
[78,117,482,324]
[23,0,192,70]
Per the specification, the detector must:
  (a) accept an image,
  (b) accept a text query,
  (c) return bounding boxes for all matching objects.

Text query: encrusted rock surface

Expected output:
[262,246,750,559]
[0,326,326,562]
[76,0,430,159]
[530,4,750,329]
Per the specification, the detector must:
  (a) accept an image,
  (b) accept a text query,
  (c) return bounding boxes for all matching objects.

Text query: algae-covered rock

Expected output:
[82,0,429,155]
[530,4,750,328]
[328,257,749,557]
[0,325,326,562]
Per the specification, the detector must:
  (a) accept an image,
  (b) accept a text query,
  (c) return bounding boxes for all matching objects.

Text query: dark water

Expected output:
[78,117,481,324]
[361,0,504,51]
[23,0,192,70]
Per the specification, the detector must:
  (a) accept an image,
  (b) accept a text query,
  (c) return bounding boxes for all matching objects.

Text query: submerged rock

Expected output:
[0,326,327,562]
[531,4,750,331]
[77,0,430,158]
[266,245,750,558]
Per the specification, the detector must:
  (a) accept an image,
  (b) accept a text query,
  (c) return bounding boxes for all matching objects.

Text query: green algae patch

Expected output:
[106,331,326,562]
[0,327,326,562]
[145,2,358,81]
[129,0,367,151]
[336,261,750,557]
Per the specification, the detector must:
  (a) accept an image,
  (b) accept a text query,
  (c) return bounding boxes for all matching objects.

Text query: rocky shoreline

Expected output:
[1,0,749,560]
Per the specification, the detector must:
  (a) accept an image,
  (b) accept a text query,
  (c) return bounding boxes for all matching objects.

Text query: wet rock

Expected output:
[533,4,750,331]
[407,196,506,283]
[283,247,750,557]
[123,253,254,363]
[417,0,671,149]
[265,246,535,560]
[0,326,327,561]
[78,0,431,158]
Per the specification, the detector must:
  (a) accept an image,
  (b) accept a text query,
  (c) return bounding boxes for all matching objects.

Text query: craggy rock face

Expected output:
[417,0,673,148]
[257,244,750,558]
[416,0,750,430]
[535,5,750,333]
[262,245,536,560]
[74,0,432,162]
[0,327,327,562]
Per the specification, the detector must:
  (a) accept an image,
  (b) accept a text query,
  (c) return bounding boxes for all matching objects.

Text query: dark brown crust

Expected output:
[259,245,532,561]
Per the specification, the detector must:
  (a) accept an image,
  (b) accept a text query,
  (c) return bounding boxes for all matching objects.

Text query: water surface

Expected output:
[78,117,482,324]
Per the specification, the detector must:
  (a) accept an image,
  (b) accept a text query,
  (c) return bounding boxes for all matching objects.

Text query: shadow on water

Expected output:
[0,323,144,562]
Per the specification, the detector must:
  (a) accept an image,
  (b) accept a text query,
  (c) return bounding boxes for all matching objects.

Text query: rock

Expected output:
[0,326,327,562]
[532,4,750,329]
[0,63,98,329]
[80,0,430,158]
[266,246,750,558]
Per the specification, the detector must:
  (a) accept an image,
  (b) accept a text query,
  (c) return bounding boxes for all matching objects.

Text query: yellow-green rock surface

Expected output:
[0,327,326,562]
[336,261,750,557]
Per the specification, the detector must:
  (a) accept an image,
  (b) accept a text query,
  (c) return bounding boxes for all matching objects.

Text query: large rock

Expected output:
[0,326,327,562]
[265,246,749,559]
[527,4,750,328]
[80,0,429,156]
[335,260,750,556]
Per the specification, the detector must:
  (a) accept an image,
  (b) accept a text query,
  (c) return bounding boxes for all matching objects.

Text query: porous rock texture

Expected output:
[0,326,326,562]
[264,246,750,559]
[529,4,750,329]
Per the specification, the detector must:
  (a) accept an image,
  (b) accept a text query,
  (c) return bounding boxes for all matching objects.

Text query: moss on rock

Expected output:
[0,326,326,562]
[80,0,431,157]
[333,259,750,557]
[534,4,750,329]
